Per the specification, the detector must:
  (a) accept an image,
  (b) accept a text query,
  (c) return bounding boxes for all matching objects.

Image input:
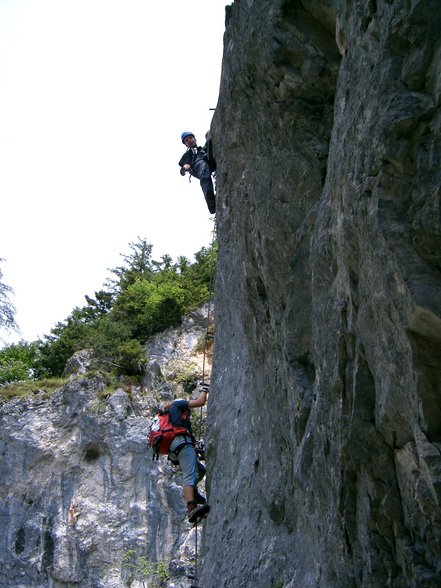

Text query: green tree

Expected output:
[112,279,185,340]
[36,291,116,376]
[37,313,93,376]
[114,339,145,375]
[0,259,17,336]
[0,341,41,384]
[83,290,114,319]
[32,237,217,378]
[177,243,217,311]
[152,253,173,272]
[107,237,154,292]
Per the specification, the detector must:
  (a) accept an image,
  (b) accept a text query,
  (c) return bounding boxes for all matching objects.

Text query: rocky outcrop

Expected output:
[0,305,212,587]
[204,1,441,587]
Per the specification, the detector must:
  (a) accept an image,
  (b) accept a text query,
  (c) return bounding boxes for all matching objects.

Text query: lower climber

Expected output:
[165,383,211,523]
[179,131,216,214]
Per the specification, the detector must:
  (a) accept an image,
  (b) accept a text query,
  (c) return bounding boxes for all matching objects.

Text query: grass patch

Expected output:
[0,378,66,403]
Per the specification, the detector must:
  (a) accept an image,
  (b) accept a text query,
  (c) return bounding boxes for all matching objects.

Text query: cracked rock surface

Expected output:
[204,1,441,586]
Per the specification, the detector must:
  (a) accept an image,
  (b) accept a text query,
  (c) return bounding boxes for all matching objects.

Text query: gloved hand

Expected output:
[200,383,210,394]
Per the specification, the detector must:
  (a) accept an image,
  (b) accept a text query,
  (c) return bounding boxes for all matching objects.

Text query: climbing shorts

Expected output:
[170,435,198,486]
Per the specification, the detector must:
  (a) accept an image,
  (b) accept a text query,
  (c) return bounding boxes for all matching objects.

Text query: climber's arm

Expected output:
[188,385,209,408]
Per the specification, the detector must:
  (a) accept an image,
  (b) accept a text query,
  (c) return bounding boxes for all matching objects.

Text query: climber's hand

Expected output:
[200,383,210,394]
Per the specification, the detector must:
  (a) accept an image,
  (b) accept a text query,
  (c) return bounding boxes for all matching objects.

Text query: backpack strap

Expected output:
[151,435,163,460]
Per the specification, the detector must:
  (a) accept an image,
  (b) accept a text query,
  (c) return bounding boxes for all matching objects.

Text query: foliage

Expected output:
[112,279,186,340]
[82,316,135,372]
[114,339,146,375]
[3,237,217,382]
[191,407,207,439]
[0,259,17,336]
[173,362,200,394]
[107,238,154,292]
[0,341,43,384]
[121,550,169,587]
[36,312,93,377]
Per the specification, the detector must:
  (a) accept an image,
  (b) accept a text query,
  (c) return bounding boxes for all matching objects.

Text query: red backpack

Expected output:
[148,409,191,460]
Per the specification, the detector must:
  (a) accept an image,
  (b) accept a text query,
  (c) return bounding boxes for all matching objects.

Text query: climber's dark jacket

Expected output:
[179,145,216,214]
[178,145,209,170]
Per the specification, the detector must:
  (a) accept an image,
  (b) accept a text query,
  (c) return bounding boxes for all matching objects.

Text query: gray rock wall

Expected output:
[204,1,441,587]
[0,381,197,588]
[0,306,213,587]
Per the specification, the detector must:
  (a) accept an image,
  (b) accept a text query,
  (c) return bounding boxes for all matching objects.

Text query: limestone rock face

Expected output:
[0,307,212,587]
[204,1,441,587]
[143,303,214,390]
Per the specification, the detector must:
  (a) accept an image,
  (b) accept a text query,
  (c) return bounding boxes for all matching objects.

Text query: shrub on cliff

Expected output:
[10,237,216,380]
[0,341,44,384]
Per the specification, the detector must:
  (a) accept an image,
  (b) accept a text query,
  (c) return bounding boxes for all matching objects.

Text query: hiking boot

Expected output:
[188,503,210,524]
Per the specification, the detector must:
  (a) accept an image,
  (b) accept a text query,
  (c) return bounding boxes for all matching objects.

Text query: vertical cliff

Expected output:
[204,1,441,587]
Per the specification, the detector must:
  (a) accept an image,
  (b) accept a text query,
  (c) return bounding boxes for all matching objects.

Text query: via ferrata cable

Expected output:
[192,217,216,588]
[195,216,216,442]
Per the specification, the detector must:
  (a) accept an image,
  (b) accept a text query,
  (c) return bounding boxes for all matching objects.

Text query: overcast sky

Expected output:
[0,0,227,346]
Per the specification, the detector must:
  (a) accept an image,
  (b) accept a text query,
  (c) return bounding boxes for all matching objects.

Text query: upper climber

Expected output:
[179,131,216,214]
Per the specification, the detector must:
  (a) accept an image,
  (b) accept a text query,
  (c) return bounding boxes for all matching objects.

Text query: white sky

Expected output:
[0,0,227,346]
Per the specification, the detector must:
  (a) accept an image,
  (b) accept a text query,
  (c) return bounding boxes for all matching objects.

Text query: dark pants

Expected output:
[191,159,216,214]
